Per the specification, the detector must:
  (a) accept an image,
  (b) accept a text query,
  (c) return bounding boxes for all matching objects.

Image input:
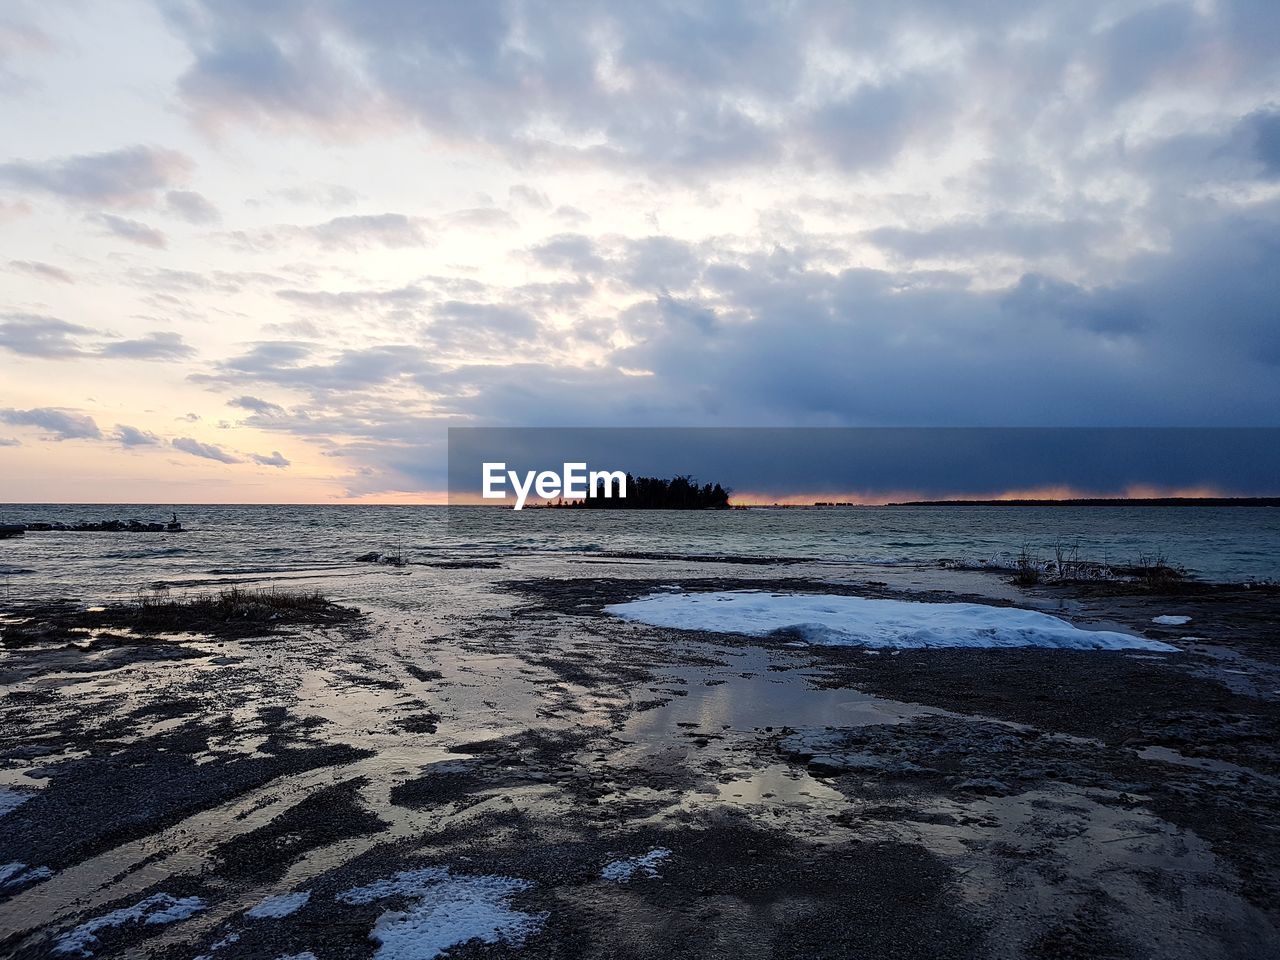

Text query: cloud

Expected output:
[250,450,290,467]
[9,260,74,283]
[0,407,101,439]
[1244,107,1280,179]
[0,317,196,361]
[263,182,359,207]
[0,200,32,222]
[99,331,196,360]
[172,436,241,463]
[431,301,538,341]
[196,341,432,395]
[0,145,191,207]
[165,189,220,223]
[446,207,517,230]
[530,233,605,274]
[234,212,432,250]
[3,1,1280,501]
[115,424,161,446]
[275,284,427,312]
[508,184,549,209]
[304,213,429,249]
[0,437,19,447]
[94,213,168,248]
[0,314,92,358]
[228,395,285,415]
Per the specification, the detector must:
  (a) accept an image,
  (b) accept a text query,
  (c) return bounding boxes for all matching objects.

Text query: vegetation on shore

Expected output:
[123,586,355,628]
[555,474,731,509]
[943,544,1188,589]
[1,586,359,648]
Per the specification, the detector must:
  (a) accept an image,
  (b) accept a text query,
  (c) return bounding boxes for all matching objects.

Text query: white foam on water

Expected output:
[607,591,1178,652]
[53,893,207,957]
[601,848,672,882]
[338,867,546,960]
[246,891,311,919]
[1152,614,1192,625]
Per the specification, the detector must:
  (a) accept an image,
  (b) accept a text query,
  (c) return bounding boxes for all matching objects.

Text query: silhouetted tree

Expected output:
[562,474,731,509]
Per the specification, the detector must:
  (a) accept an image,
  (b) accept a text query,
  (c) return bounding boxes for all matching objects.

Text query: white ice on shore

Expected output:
[0,787,35,818]
[1152,615,1192,625]
[338,867,546,960]
[606,591,1179,652]
[0,861,52,889]
[53,893,207,957]
[192,931,240,960]
[601,848,672,882]
[246,891,311,919]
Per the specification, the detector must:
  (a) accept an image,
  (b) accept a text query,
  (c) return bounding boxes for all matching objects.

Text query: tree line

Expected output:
[556,474,731,509]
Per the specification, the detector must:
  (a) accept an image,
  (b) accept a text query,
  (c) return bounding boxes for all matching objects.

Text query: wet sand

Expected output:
[1,556,1278,959]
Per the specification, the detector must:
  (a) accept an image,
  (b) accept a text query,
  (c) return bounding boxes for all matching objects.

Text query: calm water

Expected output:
[0,504,1276,601]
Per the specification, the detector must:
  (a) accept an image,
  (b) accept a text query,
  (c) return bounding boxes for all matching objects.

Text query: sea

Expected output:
[0,504,1277,602]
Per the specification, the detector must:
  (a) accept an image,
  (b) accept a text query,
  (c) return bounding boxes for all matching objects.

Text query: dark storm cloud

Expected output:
[1001,275,1149,336]
[0,145,191,207]
[152,2,851,174]
[172,436,241,463]
[1244,108,1280,178]
[805,74,950,171]
[159,1,1280,179]
[866,216,1109,262]
[0,407,101,440]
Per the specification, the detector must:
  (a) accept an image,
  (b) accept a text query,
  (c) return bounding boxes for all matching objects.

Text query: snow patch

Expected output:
[275,953,317,960]
[192,931,240,960]
[338,867,546,960]
[607,591,1178,652]
[601,848,671,882]
[0,787,35,818]
[0,861,52,889]
[246,890,310,919]
[53,893,207,957]
[1152,615,1191,625]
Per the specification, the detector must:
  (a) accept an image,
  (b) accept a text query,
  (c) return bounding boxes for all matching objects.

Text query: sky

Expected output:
[0,0,1277,503]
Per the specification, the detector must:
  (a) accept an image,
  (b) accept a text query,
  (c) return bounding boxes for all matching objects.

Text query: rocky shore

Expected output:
[16,518,183,533]
[0,557,1277,959]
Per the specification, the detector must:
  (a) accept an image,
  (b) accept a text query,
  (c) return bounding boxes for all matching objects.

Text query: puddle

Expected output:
[1137,745,1278,784]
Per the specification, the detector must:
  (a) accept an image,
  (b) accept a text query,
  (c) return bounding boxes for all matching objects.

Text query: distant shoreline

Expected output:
[883,496,1280,507]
